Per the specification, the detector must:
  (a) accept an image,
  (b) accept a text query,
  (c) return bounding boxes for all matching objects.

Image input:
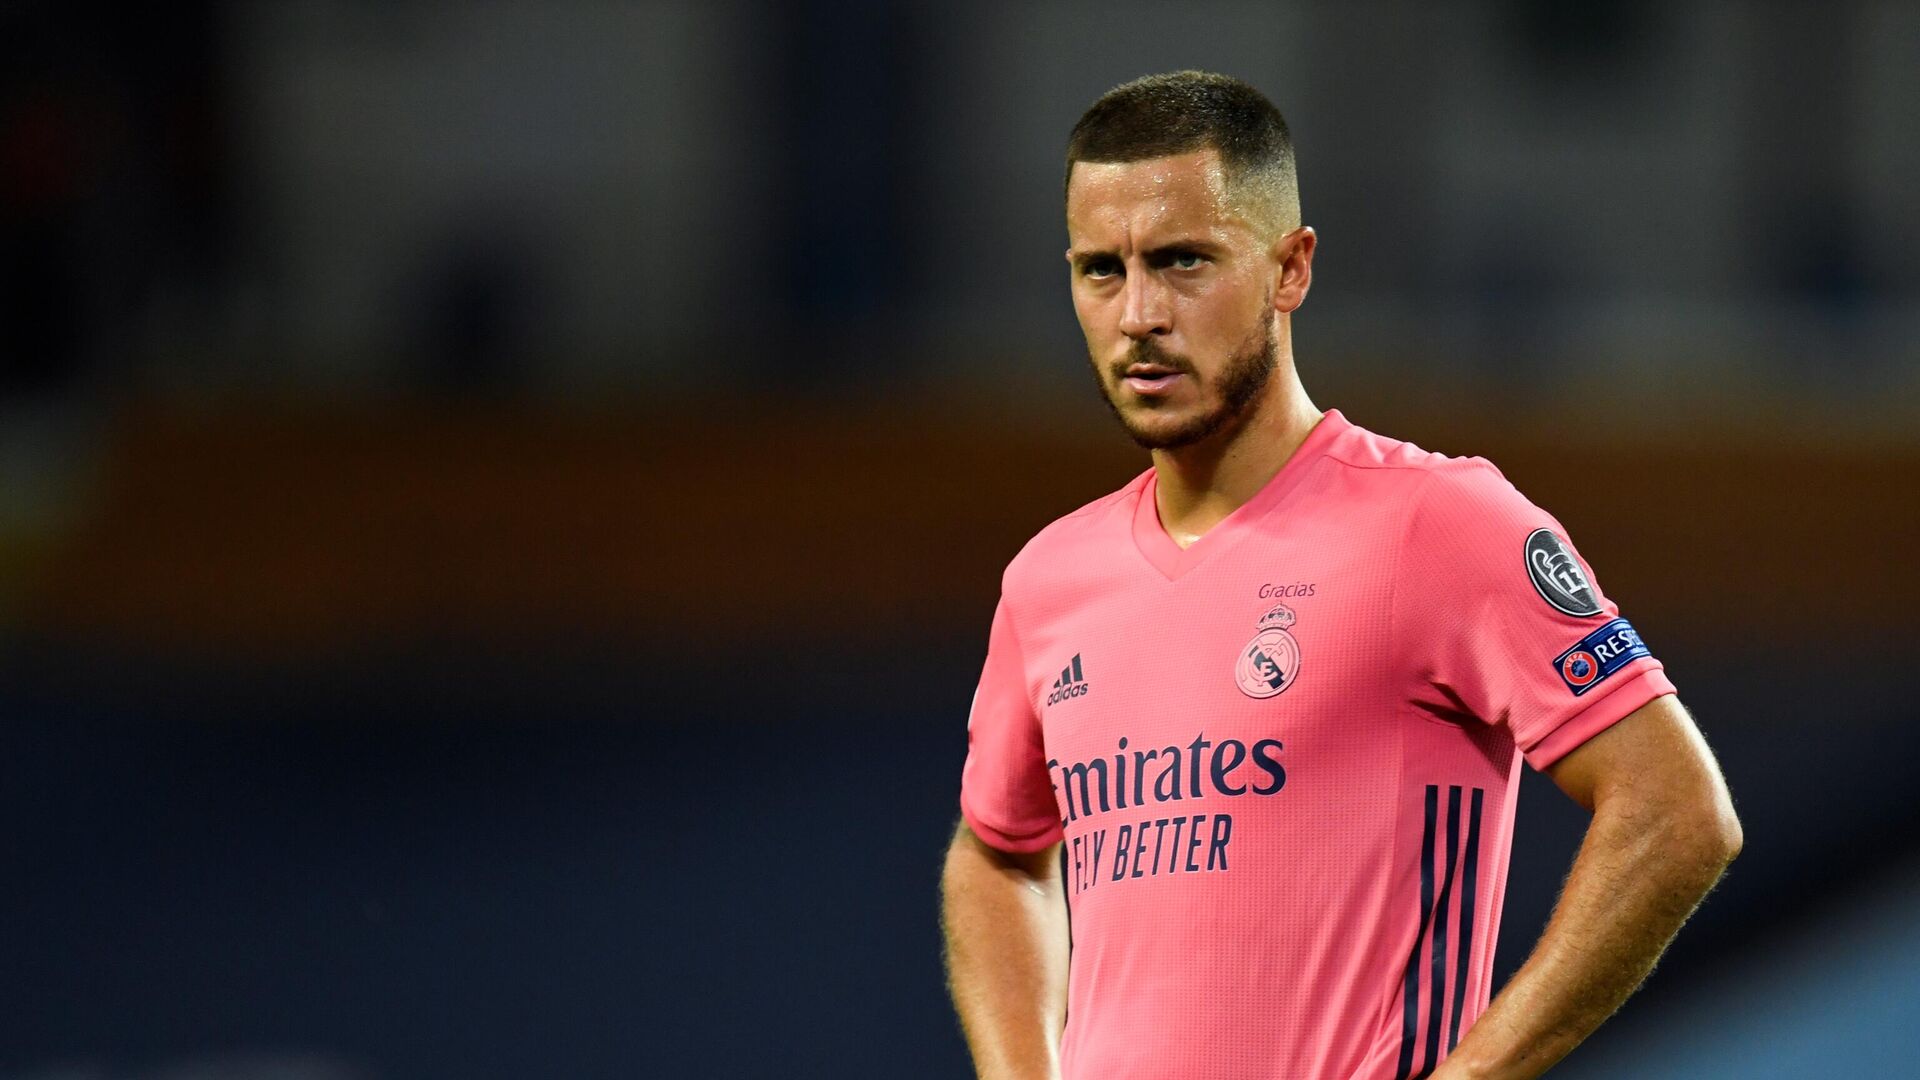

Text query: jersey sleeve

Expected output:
[1394,462,1677,771]
[959,596,1063,853]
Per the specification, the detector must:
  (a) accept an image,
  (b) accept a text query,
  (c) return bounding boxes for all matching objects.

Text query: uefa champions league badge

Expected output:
[1235,603,1302,699]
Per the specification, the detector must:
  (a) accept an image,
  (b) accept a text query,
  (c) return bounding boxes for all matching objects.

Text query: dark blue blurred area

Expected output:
[2,645,974,1077]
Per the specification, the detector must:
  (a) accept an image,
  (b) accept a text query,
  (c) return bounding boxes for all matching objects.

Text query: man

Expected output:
[940,71,1741,1080]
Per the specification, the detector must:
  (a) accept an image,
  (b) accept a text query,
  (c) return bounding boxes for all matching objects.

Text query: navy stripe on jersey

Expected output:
[1417,787,1464,1079]
[1395,786,1439,1080]
[1448,788,1486,1052]
[1397,785,1487,1080]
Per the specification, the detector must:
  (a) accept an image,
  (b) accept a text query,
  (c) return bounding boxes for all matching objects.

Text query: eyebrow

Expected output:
[1068,238,1226,269]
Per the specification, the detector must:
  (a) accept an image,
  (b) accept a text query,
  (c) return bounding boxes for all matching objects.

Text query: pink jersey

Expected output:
[959,410,1674,1080]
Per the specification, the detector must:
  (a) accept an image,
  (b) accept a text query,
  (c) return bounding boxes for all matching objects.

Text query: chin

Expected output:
[1119,410,1213,451]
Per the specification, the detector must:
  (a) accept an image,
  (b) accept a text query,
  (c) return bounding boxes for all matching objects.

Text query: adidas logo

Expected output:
[1046,654,1090,706]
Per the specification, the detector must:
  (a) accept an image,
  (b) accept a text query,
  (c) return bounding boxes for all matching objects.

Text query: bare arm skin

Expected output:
[1431,695,1743,1079]
[941,820,1069,1080]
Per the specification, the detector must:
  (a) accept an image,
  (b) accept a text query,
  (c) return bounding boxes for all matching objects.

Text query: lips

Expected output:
[1122,362,1186,395]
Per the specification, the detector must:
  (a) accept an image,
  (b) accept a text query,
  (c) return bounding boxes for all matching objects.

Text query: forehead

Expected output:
[1065,148,1241,246]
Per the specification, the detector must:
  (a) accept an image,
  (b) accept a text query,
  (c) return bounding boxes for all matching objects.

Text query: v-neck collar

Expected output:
[1131,409,1350,582]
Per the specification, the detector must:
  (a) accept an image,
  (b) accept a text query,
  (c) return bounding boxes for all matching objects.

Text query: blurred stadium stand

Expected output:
[2,2,1917,1078]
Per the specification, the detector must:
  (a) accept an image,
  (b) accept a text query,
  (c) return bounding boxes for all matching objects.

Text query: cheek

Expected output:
[1071,292,1112,339]
[1189,274,1266,327]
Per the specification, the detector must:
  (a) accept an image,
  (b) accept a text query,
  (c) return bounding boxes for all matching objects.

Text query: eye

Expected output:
[1082,257,1122,280]
[1146,249,1208,272]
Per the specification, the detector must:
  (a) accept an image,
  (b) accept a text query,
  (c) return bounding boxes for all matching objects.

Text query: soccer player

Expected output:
[940,72,1741,1080]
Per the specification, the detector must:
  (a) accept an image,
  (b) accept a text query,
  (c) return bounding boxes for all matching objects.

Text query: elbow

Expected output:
[1697,770,1743,868]
[1672,790,1743,883]
[1713,803,1744,866]
[1668,755,1744,873]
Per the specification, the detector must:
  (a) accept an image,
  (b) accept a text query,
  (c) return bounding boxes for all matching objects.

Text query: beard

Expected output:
[1092,318,1278,451]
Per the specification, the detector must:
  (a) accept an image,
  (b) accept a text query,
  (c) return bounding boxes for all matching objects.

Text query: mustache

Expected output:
[1109,338,1197,381]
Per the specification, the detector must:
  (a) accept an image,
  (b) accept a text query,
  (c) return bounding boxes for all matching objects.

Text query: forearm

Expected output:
[941,826,1070,1080]
[1435,795,1740,1079]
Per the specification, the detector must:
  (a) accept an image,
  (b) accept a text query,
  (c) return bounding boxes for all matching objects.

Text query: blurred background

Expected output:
[2,1,1917,1077]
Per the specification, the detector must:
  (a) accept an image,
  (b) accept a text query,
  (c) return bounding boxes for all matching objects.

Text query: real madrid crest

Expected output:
[1235,603,1302,699]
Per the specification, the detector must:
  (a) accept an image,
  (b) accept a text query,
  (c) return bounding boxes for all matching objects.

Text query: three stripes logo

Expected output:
[1395,784,1486,1080]
[1045,654,1089,706]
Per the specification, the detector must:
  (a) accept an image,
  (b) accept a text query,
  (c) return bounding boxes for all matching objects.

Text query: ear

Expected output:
[1270,226,1316,315]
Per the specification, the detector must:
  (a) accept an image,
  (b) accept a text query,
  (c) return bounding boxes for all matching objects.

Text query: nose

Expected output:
[1118,269,1171,339]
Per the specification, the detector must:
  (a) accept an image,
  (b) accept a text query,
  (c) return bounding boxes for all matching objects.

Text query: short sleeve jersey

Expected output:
[959,410,1674,1080]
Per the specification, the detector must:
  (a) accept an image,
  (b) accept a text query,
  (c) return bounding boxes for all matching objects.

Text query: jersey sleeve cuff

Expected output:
[1522,665,1678,771]
[960,794,1063,855]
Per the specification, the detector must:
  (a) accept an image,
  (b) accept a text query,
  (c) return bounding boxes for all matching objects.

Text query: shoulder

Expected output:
[1326,419,1536,519]
[1000,469,1149,597]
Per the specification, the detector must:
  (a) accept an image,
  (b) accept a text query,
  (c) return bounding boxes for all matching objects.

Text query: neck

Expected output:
[1151,364,1322,549]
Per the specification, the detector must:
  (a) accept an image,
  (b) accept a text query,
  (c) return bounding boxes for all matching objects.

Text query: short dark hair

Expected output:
[1065,71,1299,233]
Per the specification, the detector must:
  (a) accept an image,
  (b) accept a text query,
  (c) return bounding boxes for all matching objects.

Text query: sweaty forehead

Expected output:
[1065,150,1240,249]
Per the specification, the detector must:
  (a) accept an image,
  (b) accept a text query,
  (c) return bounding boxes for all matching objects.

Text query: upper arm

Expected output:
[1544,695,1742,856]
